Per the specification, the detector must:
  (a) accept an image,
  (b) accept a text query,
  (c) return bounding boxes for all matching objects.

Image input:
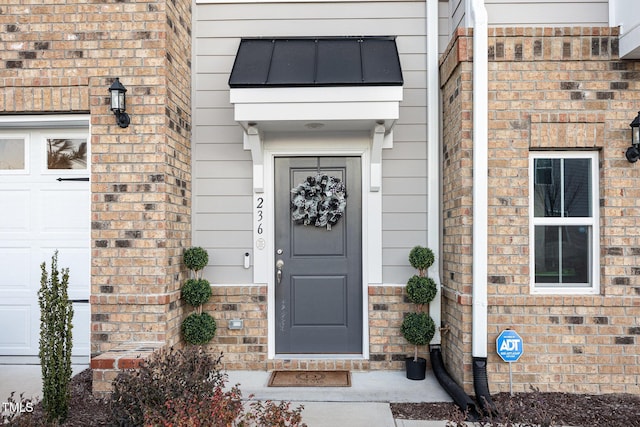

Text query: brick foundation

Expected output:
[190,284,430,372]
[90,342,164,398]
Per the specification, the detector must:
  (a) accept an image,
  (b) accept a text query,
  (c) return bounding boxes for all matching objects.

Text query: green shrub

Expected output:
[403,246,438,362]
[181,278,212,307]
[408,245,434,275]
[38,251,73,424]
[401,312,436,347]
[406,275,437,306]
[182,312,217,345]
[183,246,209,273]
[181,247,216,345]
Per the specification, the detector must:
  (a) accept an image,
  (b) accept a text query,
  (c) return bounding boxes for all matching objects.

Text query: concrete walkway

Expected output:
[0,364,457,426]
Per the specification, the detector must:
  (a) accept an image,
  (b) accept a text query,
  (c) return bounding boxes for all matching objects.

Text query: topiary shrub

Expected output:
[181,278,212,308]
[401,312,436,348]
[408,245,435,276]
[183,247,209,275]
[406,275,437,306]
[182,312,217,345]
[181,247,216,345]
[401,245,438,362]
[38,250,73,424]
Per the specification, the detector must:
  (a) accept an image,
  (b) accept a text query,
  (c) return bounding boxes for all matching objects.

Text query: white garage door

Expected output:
[0,126,91,363]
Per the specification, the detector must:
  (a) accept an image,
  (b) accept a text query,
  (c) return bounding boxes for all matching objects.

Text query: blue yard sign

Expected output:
[496,329,523,362]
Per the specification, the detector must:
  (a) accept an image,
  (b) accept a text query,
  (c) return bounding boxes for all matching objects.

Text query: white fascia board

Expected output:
[0,114,90,128]
[611,0,640,58]
[234,102,400,123]
[230,86,402,104]
[619,26,640,59]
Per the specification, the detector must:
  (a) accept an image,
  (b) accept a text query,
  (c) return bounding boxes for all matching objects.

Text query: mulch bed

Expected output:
[9,369,640,426]
[392,391,640,427]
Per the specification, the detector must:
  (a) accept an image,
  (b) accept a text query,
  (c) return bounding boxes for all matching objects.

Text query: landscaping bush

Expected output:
[183,246,209,274]
[402,245,438,362]
[400,312,436,347]
[143,387,244,427]
[111,347,225,426]
[243,399,306,427]
[181,312,217,345]
[406,275,437,305]
[110,346,307,427]
[38,251,74,424]
[181,278,213,307]
[181,246,216,345]
[408,245,434,276]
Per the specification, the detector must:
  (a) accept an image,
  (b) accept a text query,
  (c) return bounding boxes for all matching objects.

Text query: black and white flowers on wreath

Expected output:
[291,174,347,229]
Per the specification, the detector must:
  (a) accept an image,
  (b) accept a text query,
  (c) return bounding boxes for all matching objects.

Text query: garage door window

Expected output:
[46,138,88,170]
[0,137,27,172]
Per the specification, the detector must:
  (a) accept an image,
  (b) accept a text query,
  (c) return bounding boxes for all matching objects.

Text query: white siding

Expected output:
[193,1,429,284]
[486,0,608,27]
[444,0,608,41]
[439,1,453,54]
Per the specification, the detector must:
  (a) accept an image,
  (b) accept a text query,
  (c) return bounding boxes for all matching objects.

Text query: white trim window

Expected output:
[529,152,599,294]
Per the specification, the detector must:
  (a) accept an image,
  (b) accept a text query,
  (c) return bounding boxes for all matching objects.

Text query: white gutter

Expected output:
[469,0,489,359]
[426,0,442,345]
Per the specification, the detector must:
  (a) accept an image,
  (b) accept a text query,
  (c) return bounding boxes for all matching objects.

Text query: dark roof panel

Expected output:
[227,39,274,87]
[316,39,362,85]
[361,38,405,84]
[229,37,403,88]
[269,39,317,85]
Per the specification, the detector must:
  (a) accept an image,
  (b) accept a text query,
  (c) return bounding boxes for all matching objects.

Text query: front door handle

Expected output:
[276,259,284,285]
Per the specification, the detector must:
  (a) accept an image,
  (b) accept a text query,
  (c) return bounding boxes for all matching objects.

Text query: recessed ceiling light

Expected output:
[305,122,325,129]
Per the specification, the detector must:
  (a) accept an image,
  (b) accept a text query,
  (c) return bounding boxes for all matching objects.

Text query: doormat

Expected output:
[267,370,351,387]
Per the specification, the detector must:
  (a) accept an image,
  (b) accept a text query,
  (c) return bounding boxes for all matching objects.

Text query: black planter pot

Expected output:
[405,356,427,380]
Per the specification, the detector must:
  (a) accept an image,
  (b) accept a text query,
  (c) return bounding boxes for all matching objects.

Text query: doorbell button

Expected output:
[244,252,250,269]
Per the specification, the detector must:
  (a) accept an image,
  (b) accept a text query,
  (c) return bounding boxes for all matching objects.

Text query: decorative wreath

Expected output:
[290,174,347,229]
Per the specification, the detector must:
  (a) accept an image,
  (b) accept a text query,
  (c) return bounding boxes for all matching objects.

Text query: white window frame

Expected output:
[529,151,600,295]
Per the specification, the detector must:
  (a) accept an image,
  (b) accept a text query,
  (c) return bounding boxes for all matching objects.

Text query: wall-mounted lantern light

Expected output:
[625,111,640,163]
[109,77,130,128]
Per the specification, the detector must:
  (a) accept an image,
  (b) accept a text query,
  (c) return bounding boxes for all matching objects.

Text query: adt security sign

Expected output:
[496,329,523,362]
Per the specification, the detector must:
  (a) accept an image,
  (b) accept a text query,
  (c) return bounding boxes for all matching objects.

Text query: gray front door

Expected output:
[274,157,362,354]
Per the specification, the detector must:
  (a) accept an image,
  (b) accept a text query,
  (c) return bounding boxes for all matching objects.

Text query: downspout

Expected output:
[427,1,480,420]
[469,0,496,414]
[426,0,441,347]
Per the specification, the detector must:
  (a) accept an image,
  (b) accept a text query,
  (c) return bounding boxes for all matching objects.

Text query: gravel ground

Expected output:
[7,369,640,426]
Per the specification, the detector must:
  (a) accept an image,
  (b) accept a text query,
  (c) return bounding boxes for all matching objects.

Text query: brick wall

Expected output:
[203,286,269,370]
[440,28,475,391]
[89,0,193,357]
[441,27,640,394]
[197,285,420,371]
[0,0,192,395]
[0,2,92,112]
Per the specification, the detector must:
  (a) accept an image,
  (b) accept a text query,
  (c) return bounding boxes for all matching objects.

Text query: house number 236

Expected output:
[256,197,264,235]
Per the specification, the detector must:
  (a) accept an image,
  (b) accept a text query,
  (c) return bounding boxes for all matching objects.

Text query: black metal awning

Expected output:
[228,36,404,88]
